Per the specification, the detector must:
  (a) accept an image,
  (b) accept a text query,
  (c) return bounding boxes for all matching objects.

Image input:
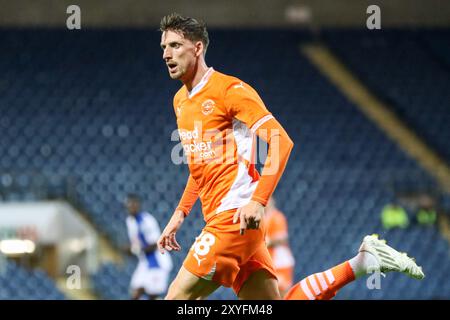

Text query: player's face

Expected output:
[160,30,198,81]
[126,199,140,215]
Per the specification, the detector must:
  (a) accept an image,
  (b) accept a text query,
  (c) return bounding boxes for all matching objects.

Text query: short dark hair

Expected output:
[160,13,209,54]
[126,193,141,202]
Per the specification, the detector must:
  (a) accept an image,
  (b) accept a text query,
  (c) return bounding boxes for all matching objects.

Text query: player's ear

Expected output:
[195,41,204,57]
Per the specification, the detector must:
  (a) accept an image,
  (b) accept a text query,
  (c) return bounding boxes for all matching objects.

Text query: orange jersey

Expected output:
[265,209,295,269]
[173,68,273,224]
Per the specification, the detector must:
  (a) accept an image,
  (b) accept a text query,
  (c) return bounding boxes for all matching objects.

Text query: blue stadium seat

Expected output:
[0,260,65,300]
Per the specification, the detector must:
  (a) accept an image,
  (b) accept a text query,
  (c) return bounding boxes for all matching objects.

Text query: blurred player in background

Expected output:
[157,13,424,300]
[265,197,295,296]
[125,194,173,299]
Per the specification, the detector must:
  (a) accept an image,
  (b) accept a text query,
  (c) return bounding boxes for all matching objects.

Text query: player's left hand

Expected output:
[233,200,265,235]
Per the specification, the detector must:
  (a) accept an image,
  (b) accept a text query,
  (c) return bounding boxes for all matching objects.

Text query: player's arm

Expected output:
[224,80,294,234]
[176,174,199,217]
[125,220,140,256]
[252,118,293,206]
[140,215,163,254]
[157,174,199,253]
[142,243,158,254]
[234,119,294,233]
[122,244,136,256]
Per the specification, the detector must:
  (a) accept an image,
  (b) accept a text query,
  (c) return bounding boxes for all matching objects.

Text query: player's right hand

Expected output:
[157,209,185,254]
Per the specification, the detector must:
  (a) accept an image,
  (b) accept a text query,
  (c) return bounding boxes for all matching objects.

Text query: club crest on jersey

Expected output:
[201,99,215,116]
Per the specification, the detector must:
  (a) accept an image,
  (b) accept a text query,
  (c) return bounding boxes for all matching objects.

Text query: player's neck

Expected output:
[184,61,209,92]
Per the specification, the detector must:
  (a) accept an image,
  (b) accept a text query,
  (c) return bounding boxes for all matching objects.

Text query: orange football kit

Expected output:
[173,68,292,294]
[265,209,295,293]
[173,68,355,298]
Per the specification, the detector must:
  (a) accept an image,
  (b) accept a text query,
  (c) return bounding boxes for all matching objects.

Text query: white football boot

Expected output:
[359,234,425,280]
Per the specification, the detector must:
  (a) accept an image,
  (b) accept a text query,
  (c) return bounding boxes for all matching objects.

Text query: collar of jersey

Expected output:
[134,212,145,222]
[187,67,215,99]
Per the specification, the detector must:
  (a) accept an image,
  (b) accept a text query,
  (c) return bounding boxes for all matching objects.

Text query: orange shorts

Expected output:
[183,209,278,295]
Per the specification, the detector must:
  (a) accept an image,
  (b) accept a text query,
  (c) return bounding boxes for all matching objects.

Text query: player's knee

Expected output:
[165,289,194,300]
[165,282,180,300]
[165,281,190,300]
[165,280,211,300]
[238,270,281,300]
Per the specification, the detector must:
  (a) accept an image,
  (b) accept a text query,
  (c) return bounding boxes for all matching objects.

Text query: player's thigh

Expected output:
[166,266,220,300]
[237,269,281,300]
[235,244,281,300]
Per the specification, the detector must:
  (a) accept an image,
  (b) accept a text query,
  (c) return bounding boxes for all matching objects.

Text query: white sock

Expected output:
[349,251,379,279]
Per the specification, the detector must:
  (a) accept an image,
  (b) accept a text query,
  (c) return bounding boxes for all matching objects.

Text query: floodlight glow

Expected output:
[0,239,36,255]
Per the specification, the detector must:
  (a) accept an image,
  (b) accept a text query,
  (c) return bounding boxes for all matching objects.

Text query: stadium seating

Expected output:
[0,259,65,300]
[91,257,137,300]
[324,29,450,164]
[0,28,449,299]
